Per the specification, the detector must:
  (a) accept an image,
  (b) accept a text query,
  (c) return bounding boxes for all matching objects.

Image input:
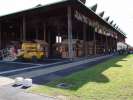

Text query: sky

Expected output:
[0,0,132,46]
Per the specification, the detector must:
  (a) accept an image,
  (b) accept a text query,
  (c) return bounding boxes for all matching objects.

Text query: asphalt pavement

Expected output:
[0,54,115,84]
[0,54,116,100]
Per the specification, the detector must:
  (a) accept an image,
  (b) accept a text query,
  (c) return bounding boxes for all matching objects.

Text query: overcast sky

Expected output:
[0,0,132,46]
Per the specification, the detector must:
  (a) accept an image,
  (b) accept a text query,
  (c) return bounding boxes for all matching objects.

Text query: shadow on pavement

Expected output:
[0,55,129,91]
[39,55,128,91]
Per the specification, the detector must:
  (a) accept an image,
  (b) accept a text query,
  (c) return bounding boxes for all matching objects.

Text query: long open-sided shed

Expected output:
[0,0,126,59]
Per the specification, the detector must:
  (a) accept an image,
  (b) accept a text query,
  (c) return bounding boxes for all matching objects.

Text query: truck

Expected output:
[17,41,48,61]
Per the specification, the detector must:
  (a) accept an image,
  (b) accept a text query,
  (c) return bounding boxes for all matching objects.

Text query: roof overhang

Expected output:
[0,0,126,38]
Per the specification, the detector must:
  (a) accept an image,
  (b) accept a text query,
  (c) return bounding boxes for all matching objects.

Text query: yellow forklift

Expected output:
[17,41,48,61]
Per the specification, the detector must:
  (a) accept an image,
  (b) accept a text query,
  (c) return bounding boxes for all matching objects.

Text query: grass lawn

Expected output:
[30,54,133,100]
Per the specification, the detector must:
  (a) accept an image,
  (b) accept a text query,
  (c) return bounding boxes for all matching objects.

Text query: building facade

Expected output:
[0,0,126,59]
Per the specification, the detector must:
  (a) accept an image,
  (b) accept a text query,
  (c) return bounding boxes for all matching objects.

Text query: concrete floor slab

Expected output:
[0,85,58,100]
[0,76,14,87]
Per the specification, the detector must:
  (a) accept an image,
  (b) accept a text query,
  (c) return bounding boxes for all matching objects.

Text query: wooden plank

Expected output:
[35,26,38,40]
[67,6,73,59]
[43,23,46,41]
[0,23,1,49]
[22,16,26,41]
[83,23,87,56]
[106,36,108,52]
[20,22,23,41]
[94,30,96,55]
[106,36,109,52]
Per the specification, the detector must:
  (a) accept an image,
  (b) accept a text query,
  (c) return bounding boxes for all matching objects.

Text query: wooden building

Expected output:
[0,0,126,59]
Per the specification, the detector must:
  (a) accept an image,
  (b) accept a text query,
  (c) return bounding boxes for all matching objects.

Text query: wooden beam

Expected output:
[115,38,117,51]
[110,37,112,52]
[43,23,46,41]
[0,23,1,49]
[35,26,38,40]
[100,35,103,53]
[20,23,23,41]
[106,36,108,53]
[109,37,111,52]
[83,24,87,56]
[94,31,96,55]
[67,6,73,59]
[22,16,26,41]
[113,38,115,51]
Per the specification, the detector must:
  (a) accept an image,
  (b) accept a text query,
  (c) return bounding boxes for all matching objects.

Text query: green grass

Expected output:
[30,54,133,100]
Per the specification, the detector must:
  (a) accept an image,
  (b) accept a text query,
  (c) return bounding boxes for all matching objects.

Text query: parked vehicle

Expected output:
[17,42,48,61]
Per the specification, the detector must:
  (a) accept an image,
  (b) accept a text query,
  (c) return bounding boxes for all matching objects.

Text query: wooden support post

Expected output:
[106,36,108,53]
[67,6,73,59]
[0,23,1,49]
[116,38,117,51]
[21,20,25,42]
[114,38,116,51]
[109,37,111,53]
[83,24,87,56]
[20,24,22,41]
[22,16,26,41]
[114,38,116,52]
[112,38,114,51]
[112,37,115,52]
[43,23,46,42]
[102,36,104,49]
[94,30,96,55]
[48,29,51,57]
[100,35,102,54]
[108,37,110,52]
[35,26,38,40]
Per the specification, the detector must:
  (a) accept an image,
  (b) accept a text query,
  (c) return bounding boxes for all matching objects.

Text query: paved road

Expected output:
[0,62,37,72]
[0,59,69,72]
[1,54,114,84]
